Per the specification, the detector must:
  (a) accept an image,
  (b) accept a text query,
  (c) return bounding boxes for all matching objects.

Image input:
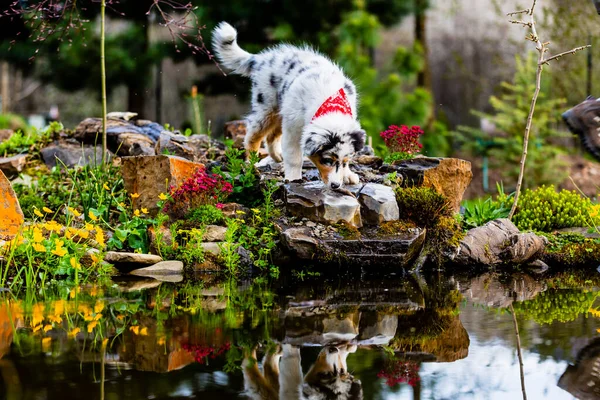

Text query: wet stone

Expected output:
[0,154,27,178]
[130,260,184,276]
[357,183,399,225]
[202,225,227,242]
[104,251,162,266]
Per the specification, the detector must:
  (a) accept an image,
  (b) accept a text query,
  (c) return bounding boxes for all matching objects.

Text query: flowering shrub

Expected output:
[165,167,233,217]
[183,342,231,363]
[380,125,424,161]
[377,359,420,387]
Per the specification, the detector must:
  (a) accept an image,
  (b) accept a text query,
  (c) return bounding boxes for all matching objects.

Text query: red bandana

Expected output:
[311,88,353,121]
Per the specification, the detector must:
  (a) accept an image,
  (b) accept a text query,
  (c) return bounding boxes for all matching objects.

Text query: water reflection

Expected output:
[0,271,599,399]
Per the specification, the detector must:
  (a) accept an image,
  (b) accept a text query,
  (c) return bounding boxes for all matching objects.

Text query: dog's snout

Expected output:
[330,182,341,189]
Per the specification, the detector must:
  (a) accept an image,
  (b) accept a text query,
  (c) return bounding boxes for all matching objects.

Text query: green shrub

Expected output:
[513,185,600,232]
[511,289,597,325]
[0,113,29,132]
[188,205,225,226]
[0,121,59,156]
[395,187,451,227]
[462,184,513,228]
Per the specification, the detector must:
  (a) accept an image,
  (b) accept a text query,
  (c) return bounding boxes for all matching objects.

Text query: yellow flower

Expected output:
[102,338,109,348]
[76,229,89,239]
[43,324,52,333]
[68,207,81,217]
[130,193,140,199]
[34,208,43,218]
[90,253,100,264]
[94,301,104,314]
[52,241,68,257]
[95,228,105,247]
[157,336,166,346]
[33,243,46,253]
[42,337,52,351]
[129,325,140,335]
[134,209,141,217]
[68,327,81,338]
[32,227,44,243]
[251,208,260,214]
[70,257,80,270]
[87,320,98,333]
[141,208,149,214]
[103,183,110,191]
[116,314,125,321]
[69,288,78,299]
[85,223,94,231]
[118,202,126,208]
[54,300,65,315]
[32,303,44,327]
[43,207,53,213]
[235,210,246,215]
[140,327,148,336]
[159,193,168,201]
[64,230,73,240]
[44,221,62,232]
[88,211,98,221]
[94,313,103,321]
[33,324,42,333]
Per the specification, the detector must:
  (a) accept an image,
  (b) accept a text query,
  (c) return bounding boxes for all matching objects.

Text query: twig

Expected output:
[100,0,107,164]
[507,0,590,219]
[510,303,527,400]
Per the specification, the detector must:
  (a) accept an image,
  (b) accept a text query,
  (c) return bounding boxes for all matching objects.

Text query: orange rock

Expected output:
[121,155,204,216]
[0,170,24,240]
[0,303,14,359]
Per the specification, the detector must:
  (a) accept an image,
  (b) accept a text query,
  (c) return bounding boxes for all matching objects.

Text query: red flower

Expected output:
[377,360,420,387]
[380,125,424,155]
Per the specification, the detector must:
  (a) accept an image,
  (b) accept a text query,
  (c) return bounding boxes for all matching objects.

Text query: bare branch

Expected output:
[507,9,529,17]
[540,45,591,65]
[509,19,532,28]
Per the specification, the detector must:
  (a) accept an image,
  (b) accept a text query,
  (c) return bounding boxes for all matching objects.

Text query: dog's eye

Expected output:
[321,158,333,166]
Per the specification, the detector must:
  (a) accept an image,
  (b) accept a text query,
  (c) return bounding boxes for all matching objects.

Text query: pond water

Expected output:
[1,270,600,400]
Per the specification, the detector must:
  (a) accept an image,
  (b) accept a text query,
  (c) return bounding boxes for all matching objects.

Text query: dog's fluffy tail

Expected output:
[212,22,254,77]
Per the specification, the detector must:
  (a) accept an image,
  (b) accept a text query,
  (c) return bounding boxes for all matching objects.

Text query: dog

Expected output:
[212,22,366,189]
[242,343,362,400]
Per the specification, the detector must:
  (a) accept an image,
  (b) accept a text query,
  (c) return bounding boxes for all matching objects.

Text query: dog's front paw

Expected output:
[344,171,360,185]
[271,151,283,163]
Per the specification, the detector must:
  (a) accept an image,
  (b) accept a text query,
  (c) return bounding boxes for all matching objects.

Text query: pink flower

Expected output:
[380,125,424,155]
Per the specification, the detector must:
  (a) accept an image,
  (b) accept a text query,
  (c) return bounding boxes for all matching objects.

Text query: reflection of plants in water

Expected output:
[511,289,598,325]
[377,358,420,387]
[183,342,231,363]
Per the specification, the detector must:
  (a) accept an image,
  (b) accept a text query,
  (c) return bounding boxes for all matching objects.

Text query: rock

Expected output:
[148,225,173,254]
[121,155,204,216]
[203,225,227,242]
[104,251,163,265]
[155,131,196,160]
[117,133,156,156]
[223,120,246,148]
[357,183,399,225]
[40,142,111,169]
[220,202,251,220]
[0,170,24,240]
[113,277,162,292]
[358,313,398,345]
[284,182,362,227]
[393,157,472,213]
[0,154,27,178]
[201,242,222,255]
[455,219,547,266]
[0,129,13,143]
[147,274,183,283]
[106,111,138,121]
[527,259,550,274]
[557,226,600,239]
[74,117,164,146]
[355,155,383,168]
[194,253,222,272]
[280,224,426,267]
[130,260,184,276]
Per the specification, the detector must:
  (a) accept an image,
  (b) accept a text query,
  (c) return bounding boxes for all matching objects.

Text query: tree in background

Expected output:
[456,53,569,189]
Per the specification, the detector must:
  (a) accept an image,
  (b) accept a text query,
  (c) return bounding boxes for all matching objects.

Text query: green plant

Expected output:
[462,184,513,229]
[220,218,242,275]
[187,204,225,226]
[0,121,58,157]
[395,187,451,228]
[539,232,600,267]
[218,147,262,206]
[513,185,600,232]
[511,288,597,325]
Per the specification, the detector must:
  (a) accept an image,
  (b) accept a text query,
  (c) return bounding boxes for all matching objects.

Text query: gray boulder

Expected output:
[357,183,399,225]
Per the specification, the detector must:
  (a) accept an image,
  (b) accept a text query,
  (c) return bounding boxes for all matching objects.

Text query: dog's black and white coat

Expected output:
[212,22,366,188]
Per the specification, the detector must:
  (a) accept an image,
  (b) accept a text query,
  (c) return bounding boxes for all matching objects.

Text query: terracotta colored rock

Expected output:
[121,155,204,215]
[0,170,24,240]
[394,157,473,213]
[0,154,27,178]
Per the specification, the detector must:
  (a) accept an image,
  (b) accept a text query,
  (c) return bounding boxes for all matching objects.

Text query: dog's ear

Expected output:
[304,134,328,156]
[349,130,366,153]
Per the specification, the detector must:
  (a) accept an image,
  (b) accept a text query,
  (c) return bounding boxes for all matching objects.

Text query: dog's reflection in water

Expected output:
[243,343,363,400]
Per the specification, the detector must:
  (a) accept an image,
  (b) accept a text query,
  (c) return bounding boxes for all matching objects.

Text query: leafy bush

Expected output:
[188,204,225,226]
[219,147,262,206]
[513,185,600,232]
[395,187,451,227]
[0,121,59,156]
[511,289,597,325]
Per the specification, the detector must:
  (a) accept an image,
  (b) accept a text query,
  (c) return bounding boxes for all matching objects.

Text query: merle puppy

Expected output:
[212,22,366,189]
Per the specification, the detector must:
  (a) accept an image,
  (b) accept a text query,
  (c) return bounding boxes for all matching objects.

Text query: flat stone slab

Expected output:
[40,143,111,169]
[130,260,184,276]
[284,182,362,227]
[202,225,227,242]
[114,277,162,292]
[0,154,27,178]
[357,183,399,225]
[104,251,162,265]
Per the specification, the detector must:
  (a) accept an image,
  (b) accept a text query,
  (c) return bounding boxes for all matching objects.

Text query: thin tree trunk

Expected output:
[1,62,10,114]
[415,0,435,128]
[509,304,527,400]
[100,0,108,164]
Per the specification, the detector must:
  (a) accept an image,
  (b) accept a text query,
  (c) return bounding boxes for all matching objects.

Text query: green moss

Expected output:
[425,216,465,266]
[511,288,597,325]
[539,232,600,266]
[378,220,416,236]
[395,187,451,228]
[333,221,361,240]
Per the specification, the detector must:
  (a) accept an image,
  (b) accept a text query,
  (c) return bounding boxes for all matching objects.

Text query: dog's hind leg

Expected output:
[245,111,279,158]
[281,120,303,181]
[266,124,283,162]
